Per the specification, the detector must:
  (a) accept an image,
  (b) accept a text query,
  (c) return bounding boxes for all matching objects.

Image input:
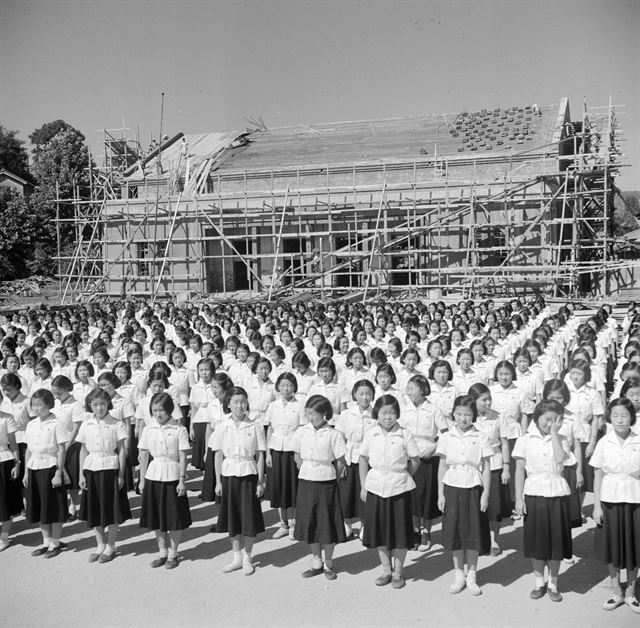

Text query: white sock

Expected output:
[168,548,178,560]
[453,568,465,583]
[535,576,545,589]
[241,548,252,564]
[548,581,558,592]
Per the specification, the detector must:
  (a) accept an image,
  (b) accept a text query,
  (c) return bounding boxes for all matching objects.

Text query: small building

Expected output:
[0,169,33,197]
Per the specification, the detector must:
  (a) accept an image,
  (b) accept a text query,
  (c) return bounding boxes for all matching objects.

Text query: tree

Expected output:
[29,119,83,148]
[0,125,31,181]
[0,189,42,279]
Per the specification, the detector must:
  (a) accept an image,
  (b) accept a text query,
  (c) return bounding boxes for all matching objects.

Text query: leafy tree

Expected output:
[0,125,31,182]
[29,119,83,148]
[0,189,41,279]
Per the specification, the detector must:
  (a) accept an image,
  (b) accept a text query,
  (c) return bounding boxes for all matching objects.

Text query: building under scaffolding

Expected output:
[55,97,628,304]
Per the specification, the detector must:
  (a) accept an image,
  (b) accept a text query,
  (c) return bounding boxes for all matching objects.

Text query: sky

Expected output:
[1,0,639,189]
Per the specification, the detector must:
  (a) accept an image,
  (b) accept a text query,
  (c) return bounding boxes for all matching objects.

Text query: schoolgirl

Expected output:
[212,386,266,575]
[0,373,31,484]
[542,379,583,532]
[620,378,640,435]
[386,337,403,374]
[189,357,216,470]
[51,348,74,381]
[565,359,605,496]
[77,389,130,562]
[428,359,456,425]
[400,374,447,551]
[307,357,341,418]
[139,392,191,569]
[168,347,195,434]
[51,375,84,520]
[591,398,640,614]
[513,348,543,427]
[359,394,419,588]
[452,348,481,396]
[291,351,317,398]
[373,363,400,403]
[513,400,572,601]
[245,357,276,427]
[292,394,347,579]
[470,339,492,385]
[396,348,422,393]
[24,388,70,558]
[32,357,54,392]
[265,372,305,539]
[0,389,22,550]
[228,343,252,388]
[335,379,377,539]
[339,347,374,405]
[467,383,512,556]
[72,360,97,409]
[436,395,492,595]
[91,347,112,381]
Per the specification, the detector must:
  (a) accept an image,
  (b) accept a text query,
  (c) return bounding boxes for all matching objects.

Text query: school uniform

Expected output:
[72,380,96,411]
[512,423,572,561]
[307,380,342,421]
[360,424,419,551]
[452,370,481,397]
[428,383,456,427]
[590,430,640,571]
[0,413,23,521]
[0,393,30,483]
[53,398,85,491]
[211,417,266,537]
[436,426,493,554]
[475,413,512,521]
[265,397,304,509]
[566,381,605,493]
[76,415,131,528]
[25,415,70,524]
[189,381,215,470]
[245,378,276,426]
[558,413,583,528]
[335,405,377,519]
[139,421,192,532]
[292,422,347,545]
[169,365,195,433]
[400,399,448,521]
[339,368,375,404]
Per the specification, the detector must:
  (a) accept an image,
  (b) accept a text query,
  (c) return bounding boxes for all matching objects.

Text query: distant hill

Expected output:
[614,190,640,235]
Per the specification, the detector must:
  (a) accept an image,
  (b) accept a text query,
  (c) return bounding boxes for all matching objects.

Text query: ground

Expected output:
[3,477,638,628]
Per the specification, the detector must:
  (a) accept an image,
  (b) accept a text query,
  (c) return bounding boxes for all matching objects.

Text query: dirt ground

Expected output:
[3,474,638,628]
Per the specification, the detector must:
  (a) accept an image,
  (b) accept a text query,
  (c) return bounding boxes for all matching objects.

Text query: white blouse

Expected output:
[139,421,190,482]
[436,425,493,488]
[292,422,346,482]
[76,416,128,471]
[265,397,304,451]
[210,417,266,477]
[0,413,17,463]
[335,405,377,464]
[25,415,70,470]
[590,431,640,503]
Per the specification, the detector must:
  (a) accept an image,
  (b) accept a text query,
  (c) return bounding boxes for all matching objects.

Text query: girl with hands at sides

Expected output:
[77,389,131,563]
[292,395,347,581]
[138,393,192,570]
[359,394,420,589]
[212,387,266,575]
[590,398,640,614]
[513,400,572,602]
[24,389,70,558]
[436,395,493,596]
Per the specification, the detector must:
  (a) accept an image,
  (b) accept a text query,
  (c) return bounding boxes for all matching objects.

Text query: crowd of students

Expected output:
[0,296,638,612]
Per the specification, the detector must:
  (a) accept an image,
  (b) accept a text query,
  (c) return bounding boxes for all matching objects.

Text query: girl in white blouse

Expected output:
[437,395,493,596]
[265,373,304,540]
[139,392,192,569]
[77,389,130,563]
[591,398,640,614]
[23,388,70,558]
[292,395,347,580]
[0,389,22,551]
[360,394,419,589]
[513,400,572,602]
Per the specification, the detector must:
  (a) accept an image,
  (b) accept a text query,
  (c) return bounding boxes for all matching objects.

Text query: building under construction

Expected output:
[56,97,627,303]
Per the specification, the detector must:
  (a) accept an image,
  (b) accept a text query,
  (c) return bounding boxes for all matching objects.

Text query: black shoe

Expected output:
[530,585,547,600]
[302,565,324,578]
[31,546,48,557]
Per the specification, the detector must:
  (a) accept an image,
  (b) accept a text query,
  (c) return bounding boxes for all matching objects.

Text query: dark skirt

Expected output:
[64,441,82,490]
[523,495,572,561]
[180,405,191,434]
[26,467,67,524]
[363,490,414,551]
[216,474,265,537]
[486,468,513,522]
[411,457,441,521]
[201,448,219,503]
[595,501,640,571]
[338,462,364,519]
[191,423,207,470]
[0,459,23,520]
[580,446,595,493]
[562,464,583,528]
[267,450,298,510]
[17,443,27,483]
[294,479,346,545]
[441,484,490,554]
[140,479,192,532]
[124,423,137,492]
[79,469,131,528]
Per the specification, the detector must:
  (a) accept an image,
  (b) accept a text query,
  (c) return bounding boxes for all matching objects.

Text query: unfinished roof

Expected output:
[124,100,567,182]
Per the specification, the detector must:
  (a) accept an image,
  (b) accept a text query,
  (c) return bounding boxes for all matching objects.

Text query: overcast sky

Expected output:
[1,0,638,189]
